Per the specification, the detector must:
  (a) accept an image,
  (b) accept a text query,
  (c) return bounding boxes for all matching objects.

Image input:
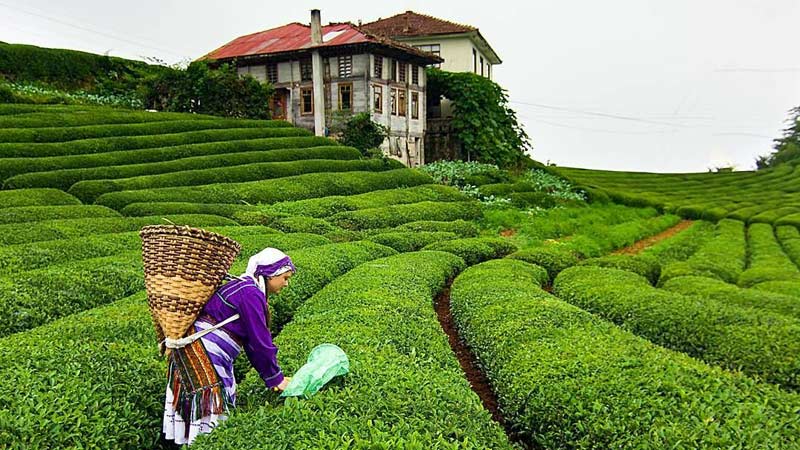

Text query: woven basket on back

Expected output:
[139,225,241,350]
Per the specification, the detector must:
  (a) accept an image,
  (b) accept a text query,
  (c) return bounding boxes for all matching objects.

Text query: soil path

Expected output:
[434,283,533,448]
[611,219,694,255]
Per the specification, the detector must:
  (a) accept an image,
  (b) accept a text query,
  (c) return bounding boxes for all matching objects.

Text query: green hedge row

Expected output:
[505,214,680,282]
[659,219,746,285]
[662,275,800,319]
[0,126,299,158]
[0,204,120,225]
[738,223,800,287]
[0,136,336,180]
[193,251,514,449]
[269,241,398,331]
[0,225,279,276]
[95,169,433,210]
[0,214,236,245]
[776,225,800,268]
[265,184,468,218]
[554,266,800,390]
[395,219,479,236]
[0,118,295,143]
[120,202,256,219]
[0,234,349,449]
[5,146,359,190]
[71,158,404,203]
[268,216,340,234]
[0,231,329,336]
[578,254,661,284]
[450,259,800,449]
[639,220,715,264]
[752,281,800,298]
[0,188,80,208]
[329,200,482,230]
[776,213,800,228]
[366,231,459,253]
[422,237,518,265]
[0,109,222,129]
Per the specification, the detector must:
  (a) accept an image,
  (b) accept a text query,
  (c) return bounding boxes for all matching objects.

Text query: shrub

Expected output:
[578,254,661,284]
[752,281,800,298]
[95,169,433,210]
[658,219,746,285]
[335,112,387,156]
[330,200,482,230]
[451,259,800,449]
[366,231,459,252]
[5,146,359,190]
[0,214,236,245]
[420,160,507,187]
[0,188,80,208]
[507,245,580,281]
[0,117,286,143]
[0,136,335,180]
[662,276,800,319]
[121,202,257,218]
[70,158,403,203]
[422,237,517,265]
[266,184,467,218]
[395,219,479,236]
[738,223,800,287]
[0,205,120,225]
[269,216,339,234]
[554,266,800,389]
[142,60,274,119]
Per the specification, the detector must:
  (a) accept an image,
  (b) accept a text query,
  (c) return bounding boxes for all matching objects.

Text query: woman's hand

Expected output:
[275,377,291,391]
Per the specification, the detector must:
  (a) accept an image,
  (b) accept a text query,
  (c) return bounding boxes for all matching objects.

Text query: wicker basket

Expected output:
[139,225,241,351]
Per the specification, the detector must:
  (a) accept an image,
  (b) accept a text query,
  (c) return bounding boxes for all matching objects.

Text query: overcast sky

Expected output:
[1,0,798,172]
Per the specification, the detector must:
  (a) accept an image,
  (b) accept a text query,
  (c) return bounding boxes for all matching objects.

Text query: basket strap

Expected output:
[162,314,240,349]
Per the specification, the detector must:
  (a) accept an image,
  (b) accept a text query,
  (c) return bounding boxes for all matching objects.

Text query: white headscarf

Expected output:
[240,248,296,294]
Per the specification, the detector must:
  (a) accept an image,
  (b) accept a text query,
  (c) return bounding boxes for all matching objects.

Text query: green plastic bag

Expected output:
[280,343,349,398]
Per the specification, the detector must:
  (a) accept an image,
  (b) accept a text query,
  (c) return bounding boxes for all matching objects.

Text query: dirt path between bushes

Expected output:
[611,219,694,255]
[434,283,533,448]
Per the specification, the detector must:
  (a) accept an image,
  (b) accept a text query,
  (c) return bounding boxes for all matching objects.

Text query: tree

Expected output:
[426,68,531,168]
[142,60,273,119]
[756,106,800,169]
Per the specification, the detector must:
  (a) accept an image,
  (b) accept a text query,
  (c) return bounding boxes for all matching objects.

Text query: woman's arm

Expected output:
[237,291,285,389]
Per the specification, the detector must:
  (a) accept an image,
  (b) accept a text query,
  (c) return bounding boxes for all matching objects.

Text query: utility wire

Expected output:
[0,1,191,58]
[510,99,705,128]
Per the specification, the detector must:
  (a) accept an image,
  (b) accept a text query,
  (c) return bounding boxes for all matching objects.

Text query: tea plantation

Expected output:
[1,104,798,449]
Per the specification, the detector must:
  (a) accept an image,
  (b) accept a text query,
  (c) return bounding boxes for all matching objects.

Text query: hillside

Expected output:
[0,104,799,449]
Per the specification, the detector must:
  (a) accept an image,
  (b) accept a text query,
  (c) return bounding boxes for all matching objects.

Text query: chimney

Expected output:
[311,9,322,45]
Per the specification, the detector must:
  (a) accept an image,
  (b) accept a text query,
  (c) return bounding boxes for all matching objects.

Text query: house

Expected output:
[361,11,501,81]
[201,10,442,167]
[362,11,502,160]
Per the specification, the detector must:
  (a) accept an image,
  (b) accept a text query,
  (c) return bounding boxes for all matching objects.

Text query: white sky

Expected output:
[1,0,798,173]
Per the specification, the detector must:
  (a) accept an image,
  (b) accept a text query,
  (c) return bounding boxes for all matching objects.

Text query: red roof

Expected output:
[202,22,441,63]
[361,11,476,37]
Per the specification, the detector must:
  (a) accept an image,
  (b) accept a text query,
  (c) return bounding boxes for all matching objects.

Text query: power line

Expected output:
[0,1,192,58]
[509,99,705,128]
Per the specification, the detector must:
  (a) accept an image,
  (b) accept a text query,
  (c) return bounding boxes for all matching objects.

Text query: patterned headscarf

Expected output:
[241,248,296,294]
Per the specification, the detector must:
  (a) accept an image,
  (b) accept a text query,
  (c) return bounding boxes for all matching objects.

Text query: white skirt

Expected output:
[163,383,228,445]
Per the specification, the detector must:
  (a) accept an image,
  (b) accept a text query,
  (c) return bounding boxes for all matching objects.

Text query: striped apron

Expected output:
[162,315,243,445]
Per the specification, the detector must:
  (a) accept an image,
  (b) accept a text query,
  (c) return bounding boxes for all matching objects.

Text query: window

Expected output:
[391,59,398,82]
[338,55,352,77]
[338,83,352,110]
[480,56,484,76]
[411,65,419,85]
[398,62,407,83]
[415,44,441,68]
[390,88,397,115]
[411,92,419,119]
[398,90,407,117]
[300,58,313,81]
[374,56,383,78]
[266,62,278,84]
[373,85,383,113]
[301,87,313,115]
[487,64,491,79]
[473,49,477,73]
